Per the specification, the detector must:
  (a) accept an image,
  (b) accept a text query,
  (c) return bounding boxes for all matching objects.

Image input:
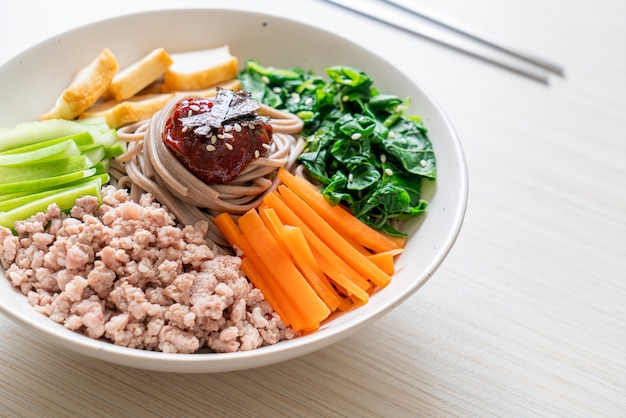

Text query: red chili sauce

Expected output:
[163,98,273,184]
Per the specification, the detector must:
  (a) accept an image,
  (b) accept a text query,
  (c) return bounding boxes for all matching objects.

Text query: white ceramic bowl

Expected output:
[0,8,468,373]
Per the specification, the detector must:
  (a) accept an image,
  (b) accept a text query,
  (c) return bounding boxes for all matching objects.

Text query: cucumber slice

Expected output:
[0,119,104,152]
[0,168,96,194]
[80,144,106,165]
[0,140,82,166]
[0,190,31,203]
[0,188,65,212]
[0,176,104,228]
[0,172,109,212]
[93,128,120,148]
[0,155,92,183]
[104,141,126,158]
[0,131,94,155]
[92,160,111,175]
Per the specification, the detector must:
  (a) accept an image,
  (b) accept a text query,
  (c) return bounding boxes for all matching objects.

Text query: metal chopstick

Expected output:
[321,0,557,84]
[378,0,564,76]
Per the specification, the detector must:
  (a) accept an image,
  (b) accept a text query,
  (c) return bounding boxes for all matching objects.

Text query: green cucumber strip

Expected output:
[0,140,82,167]
[0,190,31,202]
[0,168,96,194]
[0,188,64,212]
[80,145,106,165]
[94,128,121,148]
[0,119,105,152]
[0,172,109,212]
[0,131,94,155]
[104,141,126,158]
[0,155,91,183]
[92,159,111,175]
[77,122,120,148]
[61,172,109,189]
[0,177,103,228]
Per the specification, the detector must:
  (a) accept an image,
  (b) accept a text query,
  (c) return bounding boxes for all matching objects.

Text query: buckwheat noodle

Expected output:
[114,96,305,248]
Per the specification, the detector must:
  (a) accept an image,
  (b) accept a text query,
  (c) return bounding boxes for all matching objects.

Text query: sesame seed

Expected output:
[291,93,301,103]
[240,122,248,128]
[273,87,281,93]
[261,75,270,84]
[223,132,234,139]
[234,123,242,132]
[304,97,314,106]
[217,134,225,139]
[348,173,354,182]
[249,123,256,130]
[420,159,427,167]
[380,154,387,163]
[182,126,189,133]
[384,168,393,176]
[262,143,271,150]
[206,144,216,151]
[351,133,362,140]
[187,109,193,117]
[223,125,232,132]
[211,135,217,144]
[225,143,233,150]
[189,104,200,112]
[389,131,396,139]
[254,150,260,158]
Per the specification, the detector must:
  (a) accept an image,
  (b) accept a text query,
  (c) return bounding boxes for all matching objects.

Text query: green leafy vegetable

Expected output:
[239,61,436,236]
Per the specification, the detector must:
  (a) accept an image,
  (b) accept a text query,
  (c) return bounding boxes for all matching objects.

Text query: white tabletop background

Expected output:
[1,0,625,416]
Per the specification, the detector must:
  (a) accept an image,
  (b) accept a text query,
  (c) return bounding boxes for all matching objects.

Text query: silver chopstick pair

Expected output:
[322,0,564,84]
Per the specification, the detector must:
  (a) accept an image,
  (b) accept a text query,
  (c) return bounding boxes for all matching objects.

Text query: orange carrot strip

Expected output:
[263,192,372,292]
[277,184,392,288]
[261,208,342,312]
[213,213,290,326]
[328,272,370,305]
[258,206,291,256]
[213,212,245,254]
[337,228,372,256]
[235,226,305,331]
[239,257,289,325]
[238,209,330,331]
[277,168,404,253]
[388,234,407,248]
[336,297,355,312]
[367,249,403,276]
[279,223,343,312]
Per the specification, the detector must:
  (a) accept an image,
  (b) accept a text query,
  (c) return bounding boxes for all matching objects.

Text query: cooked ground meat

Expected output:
[0,186,296,353]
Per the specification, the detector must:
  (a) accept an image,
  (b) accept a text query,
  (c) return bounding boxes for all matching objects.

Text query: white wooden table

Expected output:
[1,0,624,416]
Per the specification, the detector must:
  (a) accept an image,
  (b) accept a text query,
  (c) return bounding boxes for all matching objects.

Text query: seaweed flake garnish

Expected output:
[179,88,269,136]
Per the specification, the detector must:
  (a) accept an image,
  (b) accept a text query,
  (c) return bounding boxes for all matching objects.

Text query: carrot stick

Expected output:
[328,273,369,305]
[258,207,291,256]
[239,257,289,325]
[337,228,372,256]
[277,168,404,253]
[277,184,392,288]
[273,221,343,311]
[260,208,341,308]
[336,297,355,312]
[367,249,403,276]
[238,209,330,331]
[213,213,290,326]
[263,191,372,292]
[213,212,246,255]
